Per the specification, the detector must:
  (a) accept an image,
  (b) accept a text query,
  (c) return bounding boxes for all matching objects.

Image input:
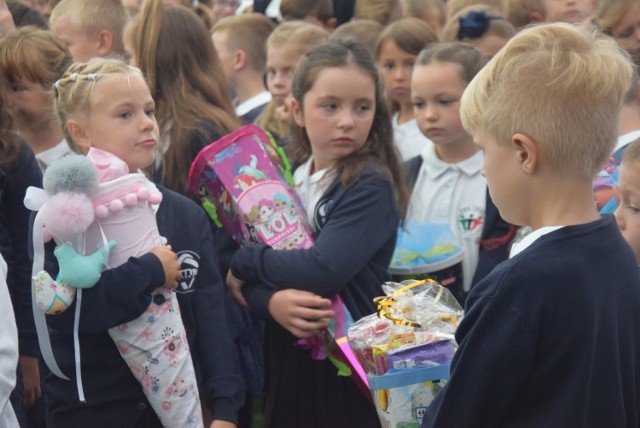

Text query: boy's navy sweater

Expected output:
[43,186,244,425]
[422,215,640,428]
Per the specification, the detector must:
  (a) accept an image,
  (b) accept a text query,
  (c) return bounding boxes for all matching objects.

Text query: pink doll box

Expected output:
[189,124,313,249]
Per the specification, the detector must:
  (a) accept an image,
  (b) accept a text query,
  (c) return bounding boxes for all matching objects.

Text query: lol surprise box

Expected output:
[188,124,314,250]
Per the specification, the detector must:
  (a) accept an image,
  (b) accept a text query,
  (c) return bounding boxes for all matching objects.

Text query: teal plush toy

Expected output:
[54,240,116,289]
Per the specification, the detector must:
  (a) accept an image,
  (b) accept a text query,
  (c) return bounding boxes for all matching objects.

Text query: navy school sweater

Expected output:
[41,186,244,424]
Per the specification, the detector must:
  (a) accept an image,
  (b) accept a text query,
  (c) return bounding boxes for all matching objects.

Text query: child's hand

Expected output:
[226,270,248,308]
[268,289,334,338]
[151,245,180,290]
[276,95,293,122]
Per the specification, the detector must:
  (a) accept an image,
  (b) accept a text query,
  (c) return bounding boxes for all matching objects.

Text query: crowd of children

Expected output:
[0,0,639,427]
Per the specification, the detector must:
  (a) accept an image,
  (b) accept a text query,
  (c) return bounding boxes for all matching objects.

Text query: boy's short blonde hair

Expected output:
[266,21,329,54]
[49,0,129,57]
[212,13,275,73]
[461,23,634,178]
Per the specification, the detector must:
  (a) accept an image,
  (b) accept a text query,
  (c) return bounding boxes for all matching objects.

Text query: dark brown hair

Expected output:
[291,39,409,217]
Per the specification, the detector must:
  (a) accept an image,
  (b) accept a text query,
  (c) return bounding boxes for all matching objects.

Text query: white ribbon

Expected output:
[29,207,69,380]
[23,187,48,211]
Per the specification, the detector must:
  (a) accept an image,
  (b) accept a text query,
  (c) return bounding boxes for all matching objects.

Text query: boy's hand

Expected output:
[151,245,180,290]
[226,270,248,308]
[268,289,334,338]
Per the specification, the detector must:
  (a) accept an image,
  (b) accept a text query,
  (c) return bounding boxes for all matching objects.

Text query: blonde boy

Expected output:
[422,23,640,427]
[615,138,640,263]
[49,0,128,62]
[211,13,275,124]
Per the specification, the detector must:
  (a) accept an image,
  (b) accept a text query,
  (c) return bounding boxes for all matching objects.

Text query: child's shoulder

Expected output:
[157,185,208,220]
[359,162,394,184]
[476,216,635,297]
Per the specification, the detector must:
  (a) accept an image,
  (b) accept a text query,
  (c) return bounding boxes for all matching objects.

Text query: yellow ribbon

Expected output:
[373,278,444,328]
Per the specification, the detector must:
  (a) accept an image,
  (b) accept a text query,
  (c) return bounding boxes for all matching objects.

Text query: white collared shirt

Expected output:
[235,91,272,117]
[613,130,640,154]
[35,139,72,172]
[509,226,563,258]
[407,146,486,291]
[293,157,334,229]
[392,112,432,161]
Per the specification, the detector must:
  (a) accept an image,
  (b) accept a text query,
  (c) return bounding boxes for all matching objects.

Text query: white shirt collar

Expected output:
[235,91,272,116]
[614,130,640,154]
[421,145,483,179]
[509,226,564,258]
[35,139,72,171]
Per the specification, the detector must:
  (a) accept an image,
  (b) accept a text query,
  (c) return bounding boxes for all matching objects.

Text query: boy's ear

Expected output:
[66,119,91,154]
[234,49,248,71]
[96,29,114,57]
[291,98,304,127]
[512,133,538,174]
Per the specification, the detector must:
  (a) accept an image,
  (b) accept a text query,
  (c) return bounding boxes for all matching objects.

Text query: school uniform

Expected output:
[235,91,272,125]
[43,187,244,427]
[231,163,399,428]
[392,112,432,161]
[404,148,515,293]
[35,139,72,172]
[423,216,640,427]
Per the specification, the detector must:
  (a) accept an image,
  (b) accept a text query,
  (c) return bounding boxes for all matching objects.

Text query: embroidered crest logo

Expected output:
[458,206,484,235]
[314,197,334,231]
[176,251,199,293]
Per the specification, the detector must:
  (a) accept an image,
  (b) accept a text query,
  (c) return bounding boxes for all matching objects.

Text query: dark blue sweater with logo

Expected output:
[42,186,244,426]
[422,215,640,428]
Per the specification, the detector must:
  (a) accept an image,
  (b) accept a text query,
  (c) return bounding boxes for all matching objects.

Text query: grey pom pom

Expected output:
[43,154,98,195]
